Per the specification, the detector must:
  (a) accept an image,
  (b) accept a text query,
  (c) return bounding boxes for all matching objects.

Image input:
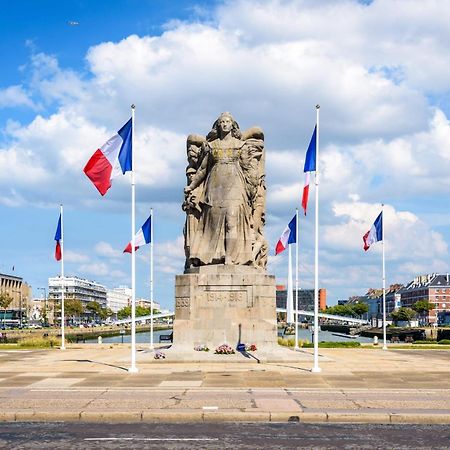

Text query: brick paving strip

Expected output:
[0,345,449,424]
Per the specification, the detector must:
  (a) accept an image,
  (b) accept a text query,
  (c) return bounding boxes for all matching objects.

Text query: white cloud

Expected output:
[154,236,186,274]
[95,241,121,259]
[0,85,36,109]
[64,250,89,263]
[78,262,110,277]
[323,199,448,260]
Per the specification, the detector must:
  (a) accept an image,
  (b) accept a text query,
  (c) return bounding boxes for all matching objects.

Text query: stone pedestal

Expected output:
[173,265,277,351]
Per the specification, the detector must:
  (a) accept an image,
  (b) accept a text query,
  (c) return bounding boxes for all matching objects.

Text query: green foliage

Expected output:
[412,300,434,314]
[0,292,13,310]
[413,340,438,344]
[64,299,84,318]
[351,302,369,316]
[86,301,102,314]
[438,339,450,345]
[17,336,59,348]
[277,337,360,348]
[302,341,361,348]
[117,305,157,319]
[324,302,368,318]
[391,307,417,323]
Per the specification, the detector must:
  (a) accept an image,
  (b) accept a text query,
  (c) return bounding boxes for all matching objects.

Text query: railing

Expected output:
[276,308,369,325]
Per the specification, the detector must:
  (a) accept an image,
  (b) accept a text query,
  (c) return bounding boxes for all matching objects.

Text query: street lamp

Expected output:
[12,289,23,328]
[37,287,47,325]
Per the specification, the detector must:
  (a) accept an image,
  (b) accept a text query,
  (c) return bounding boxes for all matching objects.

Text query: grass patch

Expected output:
[438,339,450,345]
[278,337,360,348]
[303,341,361,348]
[17,336,59,348]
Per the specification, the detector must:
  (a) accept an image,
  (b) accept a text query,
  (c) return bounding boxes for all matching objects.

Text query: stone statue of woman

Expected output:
[183,112,268,269]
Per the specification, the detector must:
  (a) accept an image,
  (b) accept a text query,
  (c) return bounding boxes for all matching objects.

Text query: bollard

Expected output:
[373,335,378,346]
[97,336,102,344]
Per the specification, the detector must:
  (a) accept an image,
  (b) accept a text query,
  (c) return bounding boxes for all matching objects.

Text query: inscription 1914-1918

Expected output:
[206,291,245,303]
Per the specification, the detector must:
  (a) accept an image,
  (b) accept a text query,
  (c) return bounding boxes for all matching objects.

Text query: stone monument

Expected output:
[173,112,277,352]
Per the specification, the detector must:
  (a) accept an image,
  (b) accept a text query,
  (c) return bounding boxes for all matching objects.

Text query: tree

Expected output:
[391,307,417,326]
[412,300,434,314]
[86,301,102,321]
[99,307,113,321]
[58,299,83,323]
[0,292,13,326]
[351,302,369,317]
[412,300,434,325]
[117,305,152,320]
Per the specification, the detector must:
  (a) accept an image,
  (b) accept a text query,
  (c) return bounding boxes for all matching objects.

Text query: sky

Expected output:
[1,0,450,310]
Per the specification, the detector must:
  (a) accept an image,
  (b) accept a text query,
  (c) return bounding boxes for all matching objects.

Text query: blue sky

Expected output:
[1,0,450,310]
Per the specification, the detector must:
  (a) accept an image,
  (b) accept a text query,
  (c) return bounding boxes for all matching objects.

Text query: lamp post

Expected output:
[38,287,47,325]
[12,289,23,328]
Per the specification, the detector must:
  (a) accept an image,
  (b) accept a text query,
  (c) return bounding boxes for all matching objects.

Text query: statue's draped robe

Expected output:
[189,137,262,266]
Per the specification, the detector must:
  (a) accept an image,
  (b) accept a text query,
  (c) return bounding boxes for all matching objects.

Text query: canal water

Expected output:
[85,327,373,344]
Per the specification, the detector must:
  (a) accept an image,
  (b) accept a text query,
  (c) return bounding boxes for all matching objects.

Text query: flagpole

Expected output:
[312,105,321,373]
[150,207,154,350]
[60,204,65,350]
[287,243,293,325]
[294,208,299,351]
[129,104,138,373]
[382,203,387,350]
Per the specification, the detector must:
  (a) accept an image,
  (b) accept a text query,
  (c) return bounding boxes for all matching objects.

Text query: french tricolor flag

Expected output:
[54,213,62,261]
[275,214,297,255]
[124,215,152,253]
[83,118,132,196]
[363,211,383,251]
[301,126,317,215]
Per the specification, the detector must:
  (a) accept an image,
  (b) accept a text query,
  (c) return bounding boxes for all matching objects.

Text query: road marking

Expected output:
[202,406,219,410]
[85,438,219,441]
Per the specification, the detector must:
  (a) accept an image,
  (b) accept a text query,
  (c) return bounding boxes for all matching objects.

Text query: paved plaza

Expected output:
[1,345,450,423]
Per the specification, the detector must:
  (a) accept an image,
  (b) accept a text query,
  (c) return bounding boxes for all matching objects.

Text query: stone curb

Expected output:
[2,410,450,424]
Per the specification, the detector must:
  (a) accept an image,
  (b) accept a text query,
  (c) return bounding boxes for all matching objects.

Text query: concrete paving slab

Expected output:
[254,398,302,411]
[159,380,203,387]
[28,378,83,388]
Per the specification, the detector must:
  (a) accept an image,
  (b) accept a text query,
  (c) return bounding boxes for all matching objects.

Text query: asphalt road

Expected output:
[1,422,450,449]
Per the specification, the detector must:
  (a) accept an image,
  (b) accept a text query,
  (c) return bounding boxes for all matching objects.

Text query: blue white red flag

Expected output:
[301,126,317,215]
[124,215,152,253]
[363,211,383,251]
[54,214,62,261]
[275,214,297,255]
[83,118,132,196]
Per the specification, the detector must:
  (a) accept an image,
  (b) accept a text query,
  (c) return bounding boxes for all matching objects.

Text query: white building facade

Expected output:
[48,276,107,309]
[107,287,132,314]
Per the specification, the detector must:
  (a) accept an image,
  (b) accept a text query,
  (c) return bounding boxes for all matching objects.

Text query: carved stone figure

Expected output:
[183,112,268,269]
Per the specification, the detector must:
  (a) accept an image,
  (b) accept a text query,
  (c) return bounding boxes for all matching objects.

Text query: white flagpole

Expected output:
[150,207,154,350]
[60,204,65,350]
[294,208,299,350]
[312,105,321,373]
[287,244,294,324]
[129,104,138,373]
[382,204,387,350]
